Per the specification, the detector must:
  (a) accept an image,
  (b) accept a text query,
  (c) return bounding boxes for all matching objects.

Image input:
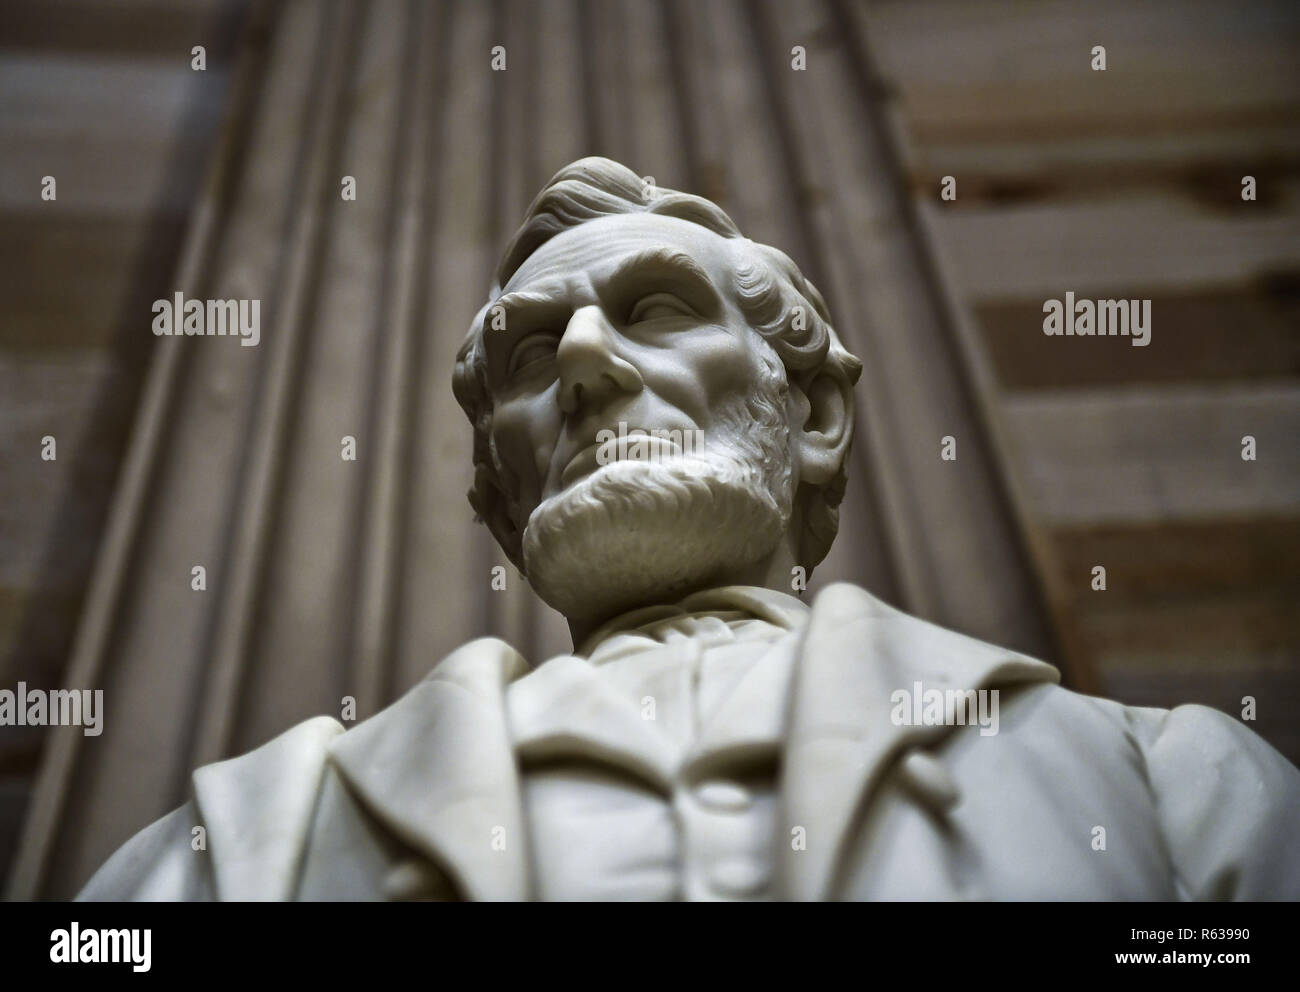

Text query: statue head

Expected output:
[453,157,862,637]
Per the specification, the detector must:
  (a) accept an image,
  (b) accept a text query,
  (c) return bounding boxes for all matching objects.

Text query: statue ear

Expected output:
[791,361,855,487]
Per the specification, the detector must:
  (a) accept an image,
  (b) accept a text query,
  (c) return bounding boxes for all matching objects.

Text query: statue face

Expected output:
[482,212,797,622]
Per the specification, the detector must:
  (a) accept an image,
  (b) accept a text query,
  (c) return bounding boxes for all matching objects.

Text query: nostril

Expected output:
[572,383,583,407]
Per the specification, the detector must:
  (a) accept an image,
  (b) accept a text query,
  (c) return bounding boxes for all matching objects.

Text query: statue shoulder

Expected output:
[1122,700,1300,898]
[77,634,532,903]
[76,800,210,901]
[420,635,532,690]
[1038,689,1300,898]
[78,714,345,901]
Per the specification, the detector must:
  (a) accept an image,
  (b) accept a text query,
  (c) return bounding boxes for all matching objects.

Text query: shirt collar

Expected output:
[576,585,811,659]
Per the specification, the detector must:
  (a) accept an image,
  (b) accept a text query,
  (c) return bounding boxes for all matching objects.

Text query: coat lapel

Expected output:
[192,715,345,900]
[685,630,800,772]
[778,583,1059,900]
[508,653,681,791]
[327,637,531,901]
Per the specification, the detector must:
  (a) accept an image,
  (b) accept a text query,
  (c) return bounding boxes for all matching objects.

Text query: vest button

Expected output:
[708,857,767,897]
[693,780,751,811]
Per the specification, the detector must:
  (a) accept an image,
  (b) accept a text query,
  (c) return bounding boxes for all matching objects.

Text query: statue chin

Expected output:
[522,452,791,624]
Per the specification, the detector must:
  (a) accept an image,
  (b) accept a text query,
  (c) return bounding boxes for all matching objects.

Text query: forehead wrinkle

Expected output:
[504,243,592,294]
[495,279,568,307]
[504,213,732,293]
[484,282,568,334]
[606,246,716,290]
[493,288,563,316]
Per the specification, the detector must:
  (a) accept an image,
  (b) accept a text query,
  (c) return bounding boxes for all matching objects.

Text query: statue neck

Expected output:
[565,529,803,650]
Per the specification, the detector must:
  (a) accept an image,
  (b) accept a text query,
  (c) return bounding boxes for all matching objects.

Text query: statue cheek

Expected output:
[700,329,767,390]
[690,357,770,421]
[492,400,558,513]
[650,331,750,413]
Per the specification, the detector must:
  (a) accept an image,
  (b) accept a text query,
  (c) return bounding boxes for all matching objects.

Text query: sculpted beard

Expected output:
[521,356,794,622]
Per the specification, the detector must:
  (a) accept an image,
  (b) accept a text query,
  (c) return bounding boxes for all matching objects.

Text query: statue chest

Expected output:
[521,764,781,901]
[510,613,797,900]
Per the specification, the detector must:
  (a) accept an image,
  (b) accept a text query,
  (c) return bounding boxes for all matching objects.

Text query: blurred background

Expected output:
[1,0,1297,898]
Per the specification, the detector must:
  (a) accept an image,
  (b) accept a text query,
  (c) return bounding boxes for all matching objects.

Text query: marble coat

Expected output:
[77,583,1300,900]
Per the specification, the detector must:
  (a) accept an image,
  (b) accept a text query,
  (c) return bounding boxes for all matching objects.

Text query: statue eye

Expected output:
[628,293,692,323]
[507,333,559,376]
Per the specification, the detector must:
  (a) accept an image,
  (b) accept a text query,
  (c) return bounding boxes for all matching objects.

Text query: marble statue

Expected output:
[79,157,1300,901]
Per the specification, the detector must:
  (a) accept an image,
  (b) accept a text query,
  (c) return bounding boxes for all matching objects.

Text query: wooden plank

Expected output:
[1003,385,1300,524]
[934,191,1300,300]
[1053,516,1300,603]
[1088,595,1297,671]
[976,284,1300,390]
[899,131,1300,201]
[865,0,1300,143]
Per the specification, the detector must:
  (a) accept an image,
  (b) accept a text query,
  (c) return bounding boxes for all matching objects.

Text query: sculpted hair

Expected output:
[452,156,863,572]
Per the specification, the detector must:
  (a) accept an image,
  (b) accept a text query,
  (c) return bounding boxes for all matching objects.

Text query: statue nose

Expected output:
[556,306,643,415]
